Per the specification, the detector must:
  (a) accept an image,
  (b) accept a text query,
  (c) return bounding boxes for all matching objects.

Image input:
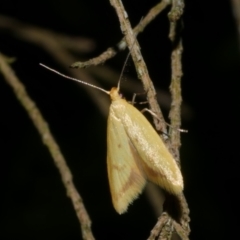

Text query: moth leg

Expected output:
[141,108,188,133]
[141,108,159,119]
[131,92,148,105]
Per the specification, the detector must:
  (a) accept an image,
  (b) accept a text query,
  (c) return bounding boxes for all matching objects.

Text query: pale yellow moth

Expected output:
[40,63,183,214]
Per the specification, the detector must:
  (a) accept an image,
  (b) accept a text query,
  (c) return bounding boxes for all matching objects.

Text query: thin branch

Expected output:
[0,14,95,53]
[168,37,191,237]
[0,53,95,240]
[148,215,189,240]
[168,0,190,238]
[178,193,190,236]
[173,221,189,240]
[168,0,185,41]
[0,14,110,116]
[158,218,173,240]
[109,0,167,134]
[71,0,171,68]
[169,39,183,162]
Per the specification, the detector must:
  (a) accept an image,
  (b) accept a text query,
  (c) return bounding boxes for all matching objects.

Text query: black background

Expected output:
[1,0,239,239]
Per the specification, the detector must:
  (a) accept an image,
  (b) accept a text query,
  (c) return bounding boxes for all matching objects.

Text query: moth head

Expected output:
[110,87,122,101]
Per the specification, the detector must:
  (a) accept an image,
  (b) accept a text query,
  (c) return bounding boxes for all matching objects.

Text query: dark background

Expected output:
[1,0,239,239]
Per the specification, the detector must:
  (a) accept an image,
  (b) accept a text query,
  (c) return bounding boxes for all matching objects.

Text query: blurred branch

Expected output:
[0,15,95,53]
[71,0,171,68]
[0,53,95,240]
[0,14,110,116]
[231,0,240,50]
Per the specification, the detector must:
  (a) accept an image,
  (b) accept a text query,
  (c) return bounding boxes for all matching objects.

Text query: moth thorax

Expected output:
[110,87,121,101]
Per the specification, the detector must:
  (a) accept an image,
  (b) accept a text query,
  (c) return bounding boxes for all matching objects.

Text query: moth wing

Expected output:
[123,103,183,195]
[107,110,146,214]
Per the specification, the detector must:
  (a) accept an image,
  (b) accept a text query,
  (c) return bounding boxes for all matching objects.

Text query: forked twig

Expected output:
[71,0,171,68]
[147,213,168,240]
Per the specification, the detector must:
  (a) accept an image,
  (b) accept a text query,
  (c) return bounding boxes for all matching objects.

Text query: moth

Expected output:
[40,63,183,214]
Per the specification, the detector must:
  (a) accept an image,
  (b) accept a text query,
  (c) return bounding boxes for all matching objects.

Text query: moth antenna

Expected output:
[117,49,132,91]
[39,63,110,95]
[117,37,138,92]
[117,18,144,92]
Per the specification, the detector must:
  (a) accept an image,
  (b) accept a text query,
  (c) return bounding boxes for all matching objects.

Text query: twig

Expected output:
[71,0,171,68]
[0,53,95,240]
[178,193,190,236]
[168,0,190,238]
[168,37,191,238]
[109,0,167,134]
[148,214,189,240]
[173,219,189,240]
[169,39,183,162]
[0,14,110,116]
[158,217,173,240]
[168,0,185,41]
[147,213,169,240]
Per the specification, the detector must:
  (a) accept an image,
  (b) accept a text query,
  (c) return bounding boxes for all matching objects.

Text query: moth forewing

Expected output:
[107,104,146,214]
[124,103,183,194]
